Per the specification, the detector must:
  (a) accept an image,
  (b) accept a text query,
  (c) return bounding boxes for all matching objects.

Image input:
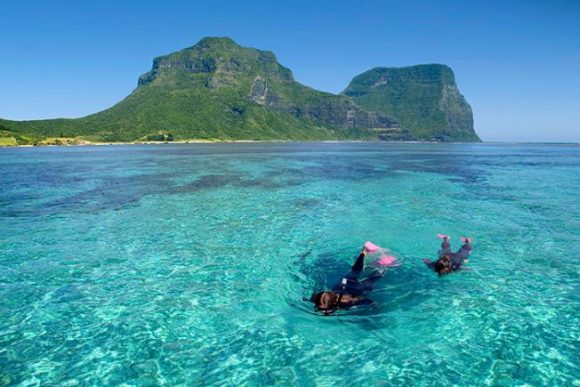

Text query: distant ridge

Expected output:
[0,37,479,145]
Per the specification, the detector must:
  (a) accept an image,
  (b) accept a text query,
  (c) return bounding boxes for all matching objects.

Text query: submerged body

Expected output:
[313,248,386,314]
[425,235,473,275]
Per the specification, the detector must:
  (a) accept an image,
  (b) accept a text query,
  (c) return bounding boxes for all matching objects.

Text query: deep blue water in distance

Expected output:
[0,143,578,385]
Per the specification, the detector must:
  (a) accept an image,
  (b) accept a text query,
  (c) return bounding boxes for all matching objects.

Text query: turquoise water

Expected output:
[0,143,578,385]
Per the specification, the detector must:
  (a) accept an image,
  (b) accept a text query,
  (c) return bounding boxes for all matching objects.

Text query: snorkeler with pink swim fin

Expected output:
[311,242,398,315]
[424,235,473,275]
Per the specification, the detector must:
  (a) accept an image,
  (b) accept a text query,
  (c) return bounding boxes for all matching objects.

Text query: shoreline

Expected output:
[0,139,465,148]
[1,139,578,149]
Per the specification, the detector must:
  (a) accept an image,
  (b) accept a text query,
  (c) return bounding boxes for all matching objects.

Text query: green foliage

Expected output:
[0,123,44,145]
[1,39,479,143]
[2,38,384,142]
[343,64,480,142]
[146,131,175,141]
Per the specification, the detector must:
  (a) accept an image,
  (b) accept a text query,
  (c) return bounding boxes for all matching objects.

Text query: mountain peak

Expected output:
[344,64,456,96]
[138,37,293,86]
[193,36,239,49]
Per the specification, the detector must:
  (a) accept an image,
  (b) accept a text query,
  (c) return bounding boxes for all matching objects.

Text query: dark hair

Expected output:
[313,291,338,311]
[434,255,452,275]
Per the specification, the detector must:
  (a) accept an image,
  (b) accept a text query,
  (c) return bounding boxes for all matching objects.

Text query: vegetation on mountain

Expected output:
[1,38,479,145]
[343,64,479,141]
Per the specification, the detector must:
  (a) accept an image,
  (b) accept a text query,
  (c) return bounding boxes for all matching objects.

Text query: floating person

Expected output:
[312,242,399,315]
[423,235,473,275]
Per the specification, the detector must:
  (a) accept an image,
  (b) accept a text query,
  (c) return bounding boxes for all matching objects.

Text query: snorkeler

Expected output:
[424,235,473,275]
[312,243,395,315]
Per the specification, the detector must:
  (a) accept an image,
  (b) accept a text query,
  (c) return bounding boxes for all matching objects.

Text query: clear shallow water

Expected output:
[0,143,578,385]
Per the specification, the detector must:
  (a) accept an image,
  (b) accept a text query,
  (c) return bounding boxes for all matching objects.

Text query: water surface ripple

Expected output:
[0,143,578,385]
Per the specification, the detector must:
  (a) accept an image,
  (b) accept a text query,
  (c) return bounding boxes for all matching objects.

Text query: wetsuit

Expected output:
[428,239,472,272]
[332,252,384,307]
[449,243,472,270]
[438,238,452,257]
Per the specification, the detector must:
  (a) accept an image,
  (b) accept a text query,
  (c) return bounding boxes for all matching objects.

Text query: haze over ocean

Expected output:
[1,0,579,142]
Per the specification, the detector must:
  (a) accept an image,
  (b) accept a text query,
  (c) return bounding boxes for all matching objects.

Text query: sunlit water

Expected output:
[0,143,578,385]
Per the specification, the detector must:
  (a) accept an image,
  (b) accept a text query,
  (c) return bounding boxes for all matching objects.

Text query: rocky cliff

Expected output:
[3,37,401,142]
[2,39,479,143]
[343,64,479,141]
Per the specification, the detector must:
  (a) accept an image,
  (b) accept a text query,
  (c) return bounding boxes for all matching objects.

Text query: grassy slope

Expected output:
[0,124,44,145]
[0,137,17,146]
[1,74,340,142]
[2,38,382,143]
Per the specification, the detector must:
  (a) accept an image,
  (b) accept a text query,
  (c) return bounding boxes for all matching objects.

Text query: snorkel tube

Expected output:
[322,278,348,316]
[336,278,348,304]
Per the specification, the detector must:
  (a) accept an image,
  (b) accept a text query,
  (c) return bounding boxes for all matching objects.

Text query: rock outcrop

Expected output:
[343,64,479,141]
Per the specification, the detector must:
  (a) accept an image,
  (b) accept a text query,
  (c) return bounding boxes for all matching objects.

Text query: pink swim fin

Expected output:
[437,234,450,240]
[364,241,381,253]
[378,255,400,267]
[460,237,472,243]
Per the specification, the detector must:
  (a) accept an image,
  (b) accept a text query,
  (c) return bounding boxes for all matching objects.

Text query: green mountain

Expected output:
[343,64,480,141]
[0,38,479,144]
[0,37,400,143]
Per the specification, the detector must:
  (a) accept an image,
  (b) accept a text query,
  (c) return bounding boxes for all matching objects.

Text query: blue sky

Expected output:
[0,0,578,142]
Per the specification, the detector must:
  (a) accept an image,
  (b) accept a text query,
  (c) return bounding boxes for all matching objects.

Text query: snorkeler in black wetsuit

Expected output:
[312,247,385,315]
[425,235,473,275]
